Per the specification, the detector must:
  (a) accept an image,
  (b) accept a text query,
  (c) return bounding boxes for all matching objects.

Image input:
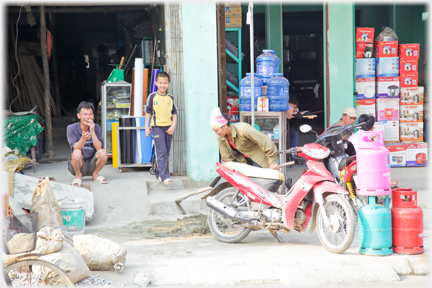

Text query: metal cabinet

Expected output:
[101,82,132,156]
[240,111,288,177]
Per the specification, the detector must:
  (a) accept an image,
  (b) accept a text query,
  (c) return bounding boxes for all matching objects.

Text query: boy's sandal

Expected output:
[93,176,109,184]
[72,178,82,187]
[163,178,172,185]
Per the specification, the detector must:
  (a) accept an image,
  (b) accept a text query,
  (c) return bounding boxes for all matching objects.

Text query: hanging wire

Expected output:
[9,4,24,111]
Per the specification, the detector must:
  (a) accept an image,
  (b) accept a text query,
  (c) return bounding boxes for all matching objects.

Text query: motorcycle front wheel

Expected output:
[207,187,252,243]
[317,194,356,254]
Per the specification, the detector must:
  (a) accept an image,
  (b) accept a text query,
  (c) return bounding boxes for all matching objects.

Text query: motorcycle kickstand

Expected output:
[269,229,284,243]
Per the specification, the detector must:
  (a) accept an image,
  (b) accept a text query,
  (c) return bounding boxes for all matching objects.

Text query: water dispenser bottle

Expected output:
[256,50,281,85]
[267,73,289,111]
[239,73,262,112]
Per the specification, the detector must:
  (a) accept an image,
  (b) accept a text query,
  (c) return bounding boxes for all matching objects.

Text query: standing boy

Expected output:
[145,72,178,185]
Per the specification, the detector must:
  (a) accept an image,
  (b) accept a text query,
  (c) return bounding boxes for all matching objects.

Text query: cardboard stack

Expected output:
[225,2,242,28]
[354,27,427,166]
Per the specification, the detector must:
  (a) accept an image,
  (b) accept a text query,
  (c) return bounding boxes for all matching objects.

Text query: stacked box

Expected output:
[385,143,407,167]
[399,44,420,58]
[381,120,400,142]
[355,27,374,58]
[375,41,398,57]
[400,122,423,142]
[355,78,375,99]
[376,57,399,77]
[376,98,399,121]
[376,77,400,98]
[225,2,242,27]
[400,105,423,123]
[405,142,427,166]
[356,58,375,78]
[399,58,418,74]
[400,87,424,105]
[356,99,376,118]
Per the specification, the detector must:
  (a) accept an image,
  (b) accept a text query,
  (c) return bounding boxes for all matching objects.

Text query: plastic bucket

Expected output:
[59,199,86,230]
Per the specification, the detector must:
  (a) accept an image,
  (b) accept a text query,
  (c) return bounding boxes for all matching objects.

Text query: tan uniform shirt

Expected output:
[217,122,278,168]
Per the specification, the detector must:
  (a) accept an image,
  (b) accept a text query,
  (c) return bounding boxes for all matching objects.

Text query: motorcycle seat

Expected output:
[223,162,285,181]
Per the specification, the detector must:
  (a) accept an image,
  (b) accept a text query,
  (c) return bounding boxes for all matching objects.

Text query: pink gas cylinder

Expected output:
[356,131,391,195]
[391,188,424,254]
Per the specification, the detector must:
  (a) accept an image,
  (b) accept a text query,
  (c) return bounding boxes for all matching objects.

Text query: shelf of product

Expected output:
[101,82,132,156]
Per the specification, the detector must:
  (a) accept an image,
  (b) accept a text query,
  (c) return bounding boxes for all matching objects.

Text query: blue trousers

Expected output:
[289,128,299,161]
[151,126,173,181]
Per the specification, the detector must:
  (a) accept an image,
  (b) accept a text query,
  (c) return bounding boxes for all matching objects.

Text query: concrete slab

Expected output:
[3,170,94,220]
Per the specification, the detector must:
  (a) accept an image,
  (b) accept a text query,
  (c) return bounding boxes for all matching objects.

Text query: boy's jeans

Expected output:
[151,126,173,181]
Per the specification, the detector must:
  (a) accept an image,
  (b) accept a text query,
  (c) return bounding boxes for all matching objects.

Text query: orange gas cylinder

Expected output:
[391,188,424,255]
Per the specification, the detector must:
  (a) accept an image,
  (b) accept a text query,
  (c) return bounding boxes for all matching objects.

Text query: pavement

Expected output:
[9,125,431,287]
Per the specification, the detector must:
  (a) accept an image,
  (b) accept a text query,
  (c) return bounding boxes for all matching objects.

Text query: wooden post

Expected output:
[40,6,53,158]
[216,3,227,113]
[49,13,62,117]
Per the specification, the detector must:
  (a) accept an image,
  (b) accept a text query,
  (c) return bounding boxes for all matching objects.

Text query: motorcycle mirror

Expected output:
[358,114,375,131]
[299,124,312,133]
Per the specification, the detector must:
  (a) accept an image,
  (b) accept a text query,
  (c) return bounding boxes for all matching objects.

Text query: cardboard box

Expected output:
[376,57,399,77]
[225,2,241,7]
[355,58,376,78]
[400,105,423,123]
[400,122,423,142]
[356,43,374,58]
[406,142,427,166]
[375,41,398,57]
[400,87,424,105]
[376,98,399,121]
[355,78,375,99]
[356,99,376,118]
[225,16,242,28]
[227,97,239,122]
[399,43,420,59]
[376,77,400,98]
[385,143,406,167]
[225,6,242,17]
[399,58,418,74]
[381,120,400,142]
[356,27,375,43]
[400,72,418,88]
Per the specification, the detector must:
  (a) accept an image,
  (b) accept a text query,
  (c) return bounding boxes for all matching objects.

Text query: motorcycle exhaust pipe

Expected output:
[206,196,255,222]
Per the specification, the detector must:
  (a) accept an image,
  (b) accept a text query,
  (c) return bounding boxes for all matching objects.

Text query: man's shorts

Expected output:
[68,153,98,177]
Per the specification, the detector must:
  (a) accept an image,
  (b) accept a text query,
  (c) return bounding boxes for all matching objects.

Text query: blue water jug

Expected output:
[239,73,262,111]
[358,196,393,256]
[267,73,289,111]
[256,50,281,85]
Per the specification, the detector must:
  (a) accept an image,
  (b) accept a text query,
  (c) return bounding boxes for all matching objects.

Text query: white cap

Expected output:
[343,107,357,117]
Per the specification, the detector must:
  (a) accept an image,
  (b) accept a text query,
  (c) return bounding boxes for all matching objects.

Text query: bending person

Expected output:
[211,108,279,170]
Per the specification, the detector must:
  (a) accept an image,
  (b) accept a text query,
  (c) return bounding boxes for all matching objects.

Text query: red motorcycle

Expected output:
[205,143,356,254]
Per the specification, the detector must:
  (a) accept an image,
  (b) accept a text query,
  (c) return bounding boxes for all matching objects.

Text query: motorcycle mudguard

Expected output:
[308,181,349,232]
[313,181,349,205]
[201,177,232,199]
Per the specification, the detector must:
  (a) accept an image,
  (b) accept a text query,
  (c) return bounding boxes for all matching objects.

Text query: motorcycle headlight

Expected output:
[303,147,330,159]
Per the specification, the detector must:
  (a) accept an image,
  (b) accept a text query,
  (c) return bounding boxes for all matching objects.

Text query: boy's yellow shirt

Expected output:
[144,92,178,127]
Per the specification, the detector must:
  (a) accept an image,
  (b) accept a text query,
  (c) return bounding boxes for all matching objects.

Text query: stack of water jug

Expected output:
[239,50,289,112]
[356,130,393,256]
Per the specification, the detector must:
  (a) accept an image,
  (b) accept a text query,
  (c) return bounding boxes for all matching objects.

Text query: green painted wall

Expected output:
[265,3,283,70]
[327,3,355,126]
[182,3,219,181]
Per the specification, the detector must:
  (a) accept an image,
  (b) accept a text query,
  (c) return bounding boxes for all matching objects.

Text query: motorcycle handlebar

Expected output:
[279,147,300,154]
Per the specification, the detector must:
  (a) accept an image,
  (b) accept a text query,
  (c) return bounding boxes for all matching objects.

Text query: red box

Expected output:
[356,43,374,58]
[356,27,374,43]
[399,44,420,59]
[400,72,418,88]
[227,97,239,122]
[375,41,398,57]
[399,58,418,74]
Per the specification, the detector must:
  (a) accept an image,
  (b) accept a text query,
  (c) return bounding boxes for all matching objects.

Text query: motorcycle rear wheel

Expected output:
[317,194,356,254]
[207,188,252,243]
